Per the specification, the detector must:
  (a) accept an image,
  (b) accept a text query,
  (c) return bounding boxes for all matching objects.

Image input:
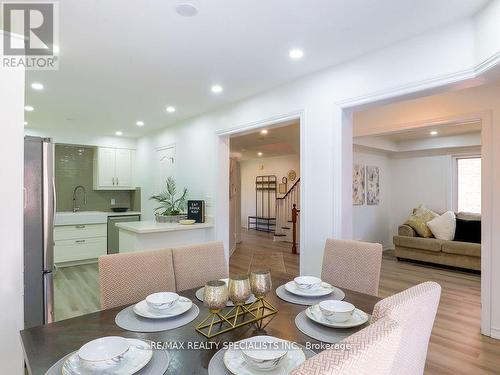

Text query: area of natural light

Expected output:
[457,157,481,213]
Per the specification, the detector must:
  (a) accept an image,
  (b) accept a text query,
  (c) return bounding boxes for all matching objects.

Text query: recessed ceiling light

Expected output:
[115,131,123,136]
[257,152,263,156]
[260,129,268,135]
[211,85,223,94]
[289,48,304,60]
[430,130,438,136]
[136,121,144,127]
[24,121,28,126]
[166,106,176,113]
[31,82,44,90]
[176,3,198,17]
[24,105,34,111]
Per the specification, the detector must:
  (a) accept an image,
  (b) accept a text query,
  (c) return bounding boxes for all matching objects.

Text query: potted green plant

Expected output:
[150,177,188,223]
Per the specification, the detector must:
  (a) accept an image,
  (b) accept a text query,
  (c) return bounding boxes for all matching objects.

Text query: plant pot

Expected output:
[155,214,187,223]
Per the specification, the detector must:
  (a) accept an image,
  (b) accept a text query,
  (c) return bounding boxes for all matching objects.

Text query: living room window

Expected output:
[455,156,481,213]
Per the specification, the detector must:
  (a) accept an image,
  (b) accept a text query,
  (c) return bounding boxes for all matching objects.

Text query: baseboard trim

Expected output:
[490,327,500,340]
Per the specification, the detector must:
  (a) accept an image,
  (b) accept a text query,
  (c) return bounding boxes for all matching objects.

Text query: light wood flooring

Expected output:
[53,229,500,374]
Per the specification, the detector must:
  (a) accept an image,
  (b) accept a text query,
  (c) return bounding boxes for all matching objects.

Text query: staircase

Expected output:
[273,178,300,251]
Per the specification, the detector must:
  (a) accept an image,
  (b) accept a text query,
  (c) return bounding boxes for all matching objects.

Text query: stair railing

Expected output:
[275,178,300,249]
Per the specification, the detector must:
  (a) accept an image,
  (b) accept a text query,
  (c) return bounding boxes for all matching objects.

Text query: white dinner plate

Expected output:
[223,343,306,375]
[62,338,152,375]
[133,297,193,319]
[285,281,335,297]
[305,304,369,328]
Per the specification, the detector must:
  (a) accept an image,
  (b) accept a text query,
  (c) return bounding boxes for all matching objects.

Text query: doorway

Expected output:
[218,116,302,277]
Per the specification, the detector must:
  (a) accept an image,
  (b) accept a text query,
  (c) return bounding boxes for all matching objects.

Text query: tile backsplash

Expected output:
[55,144,138,212]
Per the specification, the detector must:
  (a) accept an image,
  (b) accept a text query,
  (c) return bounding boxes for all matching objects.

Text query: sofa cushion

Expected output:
[394,236,443,252]
[454,218,481,244]
[427,211,456,241]
[405,206,439,238]
[442,241,481,257]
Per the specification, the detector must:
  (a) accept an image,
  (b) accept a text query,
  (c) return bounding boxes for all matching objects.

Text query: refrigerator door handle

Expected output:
[43,272,55,324]
[42,141,55,272]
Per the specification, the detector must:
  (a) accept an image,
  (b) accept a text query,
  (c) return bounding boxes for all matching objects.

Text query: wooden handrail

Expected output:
[276,178,301,200]
[292,204,299,254]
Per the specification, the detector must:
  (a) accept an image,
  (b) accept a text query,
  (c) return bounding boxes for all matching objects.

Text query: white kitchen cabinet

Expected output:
[54,224,107,265]
[93,147,136,190]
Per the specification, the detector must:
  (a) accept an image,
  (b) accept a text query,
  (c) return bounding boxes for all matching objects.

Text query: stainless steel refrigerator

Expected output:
[24,136,55,328]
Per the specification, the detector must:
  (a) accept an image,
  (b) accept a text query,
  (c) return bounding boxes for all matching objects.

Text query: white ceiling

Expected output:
[382,121,482,142]
[230,120,299,160]
[25,0,490,137]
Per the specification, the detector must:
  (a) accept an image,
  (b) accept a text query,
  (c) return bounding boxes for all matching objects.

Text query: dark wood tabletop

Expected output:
[20,274,379,375]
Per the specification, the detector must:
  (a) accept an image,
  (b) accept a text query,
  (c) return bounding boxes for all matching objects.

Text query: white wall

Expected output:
[136,19,486,276]
[0,60,25,372]
[240,154,300,227]
[352,148,392,249]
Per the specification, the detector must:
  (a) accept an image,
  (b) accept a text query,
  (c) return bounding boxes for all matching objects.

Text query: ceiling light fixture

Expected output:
[289,48,304,60]
[115,131,123,136]
[136,121,144,127]
[211,85,223,94]
[31,82,44,90]
[430,130,438,136]
[176,3,198,17]
[260,129,268,135]
[257,152,263,156]
[166,106,176,113]
[24,105,34,111]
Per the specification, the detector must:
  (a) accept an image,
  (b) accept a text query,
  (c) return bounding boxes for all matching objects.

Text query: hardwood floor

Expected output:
[53,230,500,374]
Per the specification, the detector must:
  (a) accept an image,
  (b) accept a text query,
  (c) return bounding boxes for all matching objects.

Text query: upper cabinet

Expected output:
[93,147,136,190]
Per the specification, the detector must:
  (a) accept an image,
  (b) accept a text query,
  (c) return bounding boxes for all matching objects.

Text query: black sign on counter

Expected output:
[187,200,205,223]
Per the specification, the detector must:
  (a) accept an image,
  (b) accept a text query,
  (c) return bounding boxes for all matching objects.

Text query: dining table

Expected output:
[20,273,380,375]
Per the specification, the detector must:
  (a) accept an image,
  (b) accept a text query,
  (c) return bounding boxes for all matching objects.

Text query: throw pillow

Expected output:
[427,211,456,240]
[454,218,481,244]
[405,206,439,238]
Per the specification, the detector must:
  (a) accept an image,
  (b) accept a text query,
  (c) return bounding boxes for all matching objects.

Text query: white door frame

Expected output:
[342,110,492,337]
[215,110,306,270]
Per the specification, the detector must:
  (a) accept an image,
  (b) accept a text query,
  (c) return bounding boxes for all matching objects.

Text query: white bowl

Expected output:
[294,276,322,291]
[145,292,179,310]
[179,219,196,225]
[319,300,355,323]
[78,336,129,370]
[240,336,288,371]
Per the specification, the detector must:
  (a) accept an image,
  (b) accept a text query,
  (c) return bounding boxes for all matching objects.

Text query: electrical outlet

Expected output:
[111,198,116,205]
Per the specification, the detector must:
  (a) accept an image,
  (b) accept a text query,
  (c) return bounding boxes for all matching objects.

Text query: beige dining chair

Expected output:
[371,281,441,375]
[98,248,176,309]
[291,317,402,375]
[172,241,228,292]
[321,238,383,296]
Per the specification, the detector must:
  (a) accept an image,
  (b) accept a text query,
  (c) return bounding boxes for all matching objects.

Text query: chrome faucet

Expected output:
[72,185,87,212]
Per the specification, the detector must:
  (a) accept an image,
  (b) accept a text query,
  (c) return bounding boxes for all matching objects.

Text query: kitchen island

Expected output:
[115,219,214,252]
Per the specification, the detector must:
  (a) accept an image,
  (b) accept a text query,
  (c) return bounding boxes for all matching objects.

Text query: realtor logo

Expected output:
[1,1,59,70]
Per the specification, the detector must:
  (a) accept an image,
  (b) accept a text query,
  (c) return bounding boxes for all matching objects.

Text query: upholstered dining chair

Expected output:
[172,240,228,291]
[291,317,402,375]
[321,238,383,296]
[371,281,441,375]
[99,248,176,309]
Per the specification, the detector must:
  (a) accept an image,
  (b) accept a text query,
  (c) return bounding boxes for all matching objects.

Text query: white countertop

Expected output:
[55,211,142,226]
[116,220,213,234]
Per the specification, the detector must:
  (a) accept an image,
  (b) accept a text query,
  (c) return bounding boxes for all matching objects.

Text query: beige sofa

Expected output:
[393,215,481,271]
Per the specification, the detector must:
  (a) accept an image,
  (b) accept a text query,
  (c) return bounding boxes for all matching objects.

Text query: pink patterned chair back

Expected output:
[291,317,402,375]
[321,238,382,296]
[371,281,441,375]
[99,248,176,309]
[172,241,228,291]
